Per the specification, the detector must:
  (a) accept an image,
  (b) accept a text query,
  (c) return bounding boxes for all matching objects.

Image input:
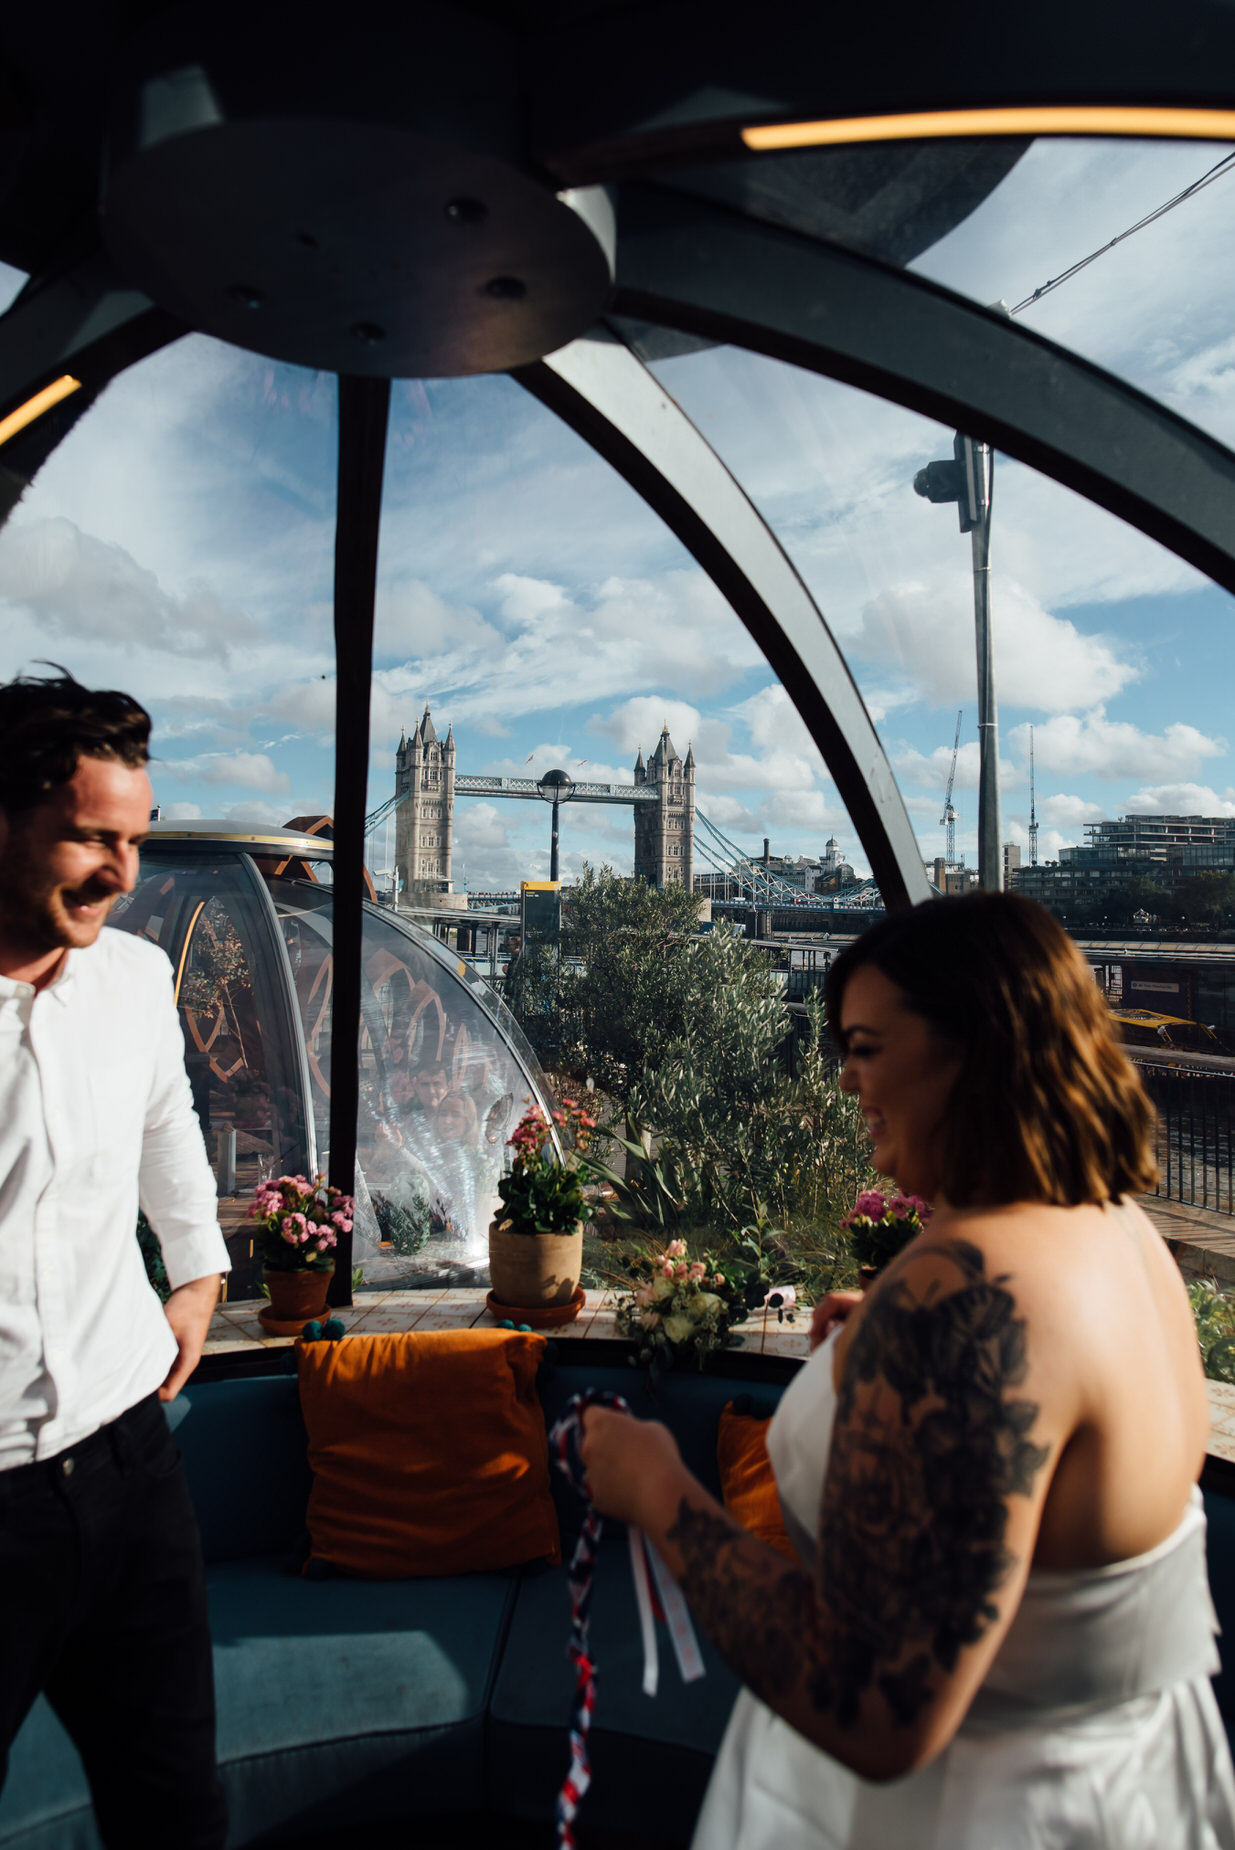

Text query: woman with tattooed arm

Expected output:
[582,893,1235,1849]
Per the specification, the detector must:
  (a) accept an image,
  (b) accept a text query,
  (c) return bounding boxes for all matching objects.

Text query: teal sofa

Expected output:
[0,1353,788,1849]
[4,1350,1233,1849]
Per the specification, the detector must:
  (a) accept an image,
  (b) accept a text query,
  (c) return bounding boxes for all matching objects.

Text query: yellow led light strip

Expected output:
[741,107,1235,153]
[0,374,82,449]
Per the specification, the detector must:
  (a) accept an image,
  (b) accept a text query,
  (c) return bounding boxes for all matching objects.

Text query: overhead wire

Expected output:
[1009,147,1235,315]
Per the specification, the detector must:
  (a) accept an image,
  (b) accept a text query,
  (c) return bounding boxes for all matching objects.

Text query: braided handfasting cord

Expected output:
[548,1389,707,1849]
[548,1388,630,1850]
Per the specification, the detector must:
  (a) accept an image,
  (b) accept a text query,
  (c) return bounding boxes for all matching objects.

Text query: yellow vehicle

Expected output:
[1106,1006,1223,1054]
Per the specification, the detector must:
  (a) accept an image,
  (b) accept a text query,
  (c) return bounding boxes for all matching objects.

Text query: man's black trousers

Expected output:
[0,1392,227,1848]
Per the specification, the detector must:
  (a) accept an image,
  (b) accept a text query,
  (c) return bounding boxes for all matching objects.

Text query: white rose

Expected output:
[651,1276,676,1302]
[662,1312,695,1344]
[695,1293,724,1318]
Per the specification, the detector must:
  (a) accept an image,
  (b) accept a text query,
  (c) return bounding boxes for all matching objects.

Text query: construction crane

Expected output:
[1029,725,1039,868]
[941,709,962,866]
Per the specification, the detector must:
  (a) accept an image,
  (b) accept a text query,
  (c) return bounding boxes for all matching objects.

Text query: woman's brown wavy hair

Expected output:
[824,891,1158,1206]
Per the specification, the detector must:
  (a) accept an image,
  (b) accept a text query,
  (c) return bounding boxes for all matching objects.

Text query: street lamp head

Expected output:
[537,768,575,803]
[913,458,963,504]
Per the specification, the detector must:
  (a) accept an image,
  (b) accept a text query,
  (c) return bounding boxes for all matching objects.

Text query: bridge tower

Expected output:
[394,705,456,905]
[633,726,696,888]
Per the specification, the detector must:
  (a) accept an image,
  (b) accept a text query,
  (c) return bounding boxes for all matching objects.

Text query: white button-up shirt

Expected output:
[0,925,230,1466]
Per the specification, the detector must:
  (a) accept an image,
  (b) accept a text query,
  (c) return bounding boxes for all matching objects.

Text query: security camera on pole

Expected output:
[914,432,1000,893]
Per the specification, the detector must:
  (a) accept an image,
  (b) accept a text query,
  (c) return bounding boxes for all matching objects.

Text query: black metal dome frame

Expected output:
[4,0,1235,1298]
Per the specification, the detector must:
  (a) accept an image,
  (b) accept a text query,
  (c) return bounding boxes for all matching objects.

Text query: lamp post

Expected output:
[536,769,575,882]
[913,432,1001,892]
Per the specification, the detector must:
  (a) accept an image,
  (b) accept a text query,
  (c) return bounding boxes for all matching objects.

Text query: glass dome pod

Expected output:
[108,822,555,1300]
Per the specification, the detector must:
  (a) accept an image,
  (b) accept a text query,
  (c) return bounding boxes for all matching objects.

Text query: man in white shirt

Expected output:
[0,669,230,1847]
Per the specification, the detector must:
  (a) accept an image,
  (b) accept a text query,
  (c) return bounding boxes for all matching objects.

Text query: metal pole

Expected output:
[550,796,560,883]
[968,441,1002,891]
[327,374,391,1308]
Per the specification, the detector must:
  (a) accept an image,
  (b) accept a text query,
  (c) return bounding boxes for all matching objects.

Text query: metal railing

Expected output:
[1133,1061,1235,1215]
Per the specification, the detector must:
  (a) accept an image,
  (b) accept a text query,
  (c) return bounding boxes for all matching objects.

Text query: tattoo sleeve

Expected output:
[667,1240,1051,1736]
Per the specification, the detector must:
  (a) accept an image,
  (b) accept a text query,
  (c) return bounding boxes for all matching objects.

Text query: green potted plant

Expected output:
[488,1099,595,1324]
[249,1173,353,1334]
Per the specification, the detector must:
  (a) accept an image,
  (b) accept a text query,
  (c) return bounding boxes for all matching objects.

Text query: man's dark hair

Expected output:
[0,667,151,816]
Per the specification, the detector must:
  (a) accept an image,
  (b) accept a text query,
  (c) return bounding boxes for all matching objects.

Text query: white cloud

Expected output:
[1125,783,1235,817]
[160,801,203,821]
[454,802,512,851]
[593,697,703,755]
[0,518,255,663]
[374,581,500,659]
[854,575,1135,713]
[735,683,820,757]
[699,795,762,833]
[398,569,761,730]
[1014,710,1225,781]
[1036,829,1077,864]
[218,799,291,825]
[161,751,292,794]
[1040,793,1105,828]
[756,788,849,832]
[891,739,1017,793]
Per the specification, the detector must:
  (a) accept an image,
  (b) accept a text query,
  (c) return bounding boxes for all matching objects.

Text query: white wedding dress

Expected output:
[693,1328,1235,1850]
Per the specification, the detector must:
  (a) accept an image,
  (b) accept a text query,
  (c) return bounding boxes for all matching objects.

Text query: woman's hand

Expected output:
[580,1406,687,1531]
[810,1289,864,1350]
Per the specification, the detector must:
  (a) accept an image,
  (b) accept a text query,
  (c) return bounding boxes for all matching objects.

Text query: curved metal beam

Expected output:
[612,186,1235,599]
[513,330,931,910]
[0,252,182,421]
[0,252,183,526]
[327,374,392,1307]
[534,0,1235,182]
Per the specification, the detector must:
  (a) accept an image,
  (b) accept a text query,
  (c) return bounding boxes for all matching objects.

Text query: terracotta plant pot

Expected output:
[488,1222,583,1311]
[259,1265,334,1336]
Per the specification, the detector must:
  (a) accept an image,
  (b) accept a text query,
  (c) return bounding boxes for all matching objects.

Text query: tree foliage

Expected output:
[506,865,720,1098]
[506,868,873,1284]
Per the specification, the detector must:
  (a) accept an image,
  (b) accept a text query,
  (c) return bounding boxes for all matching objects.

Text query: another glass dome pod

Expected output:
[108,822,558,1300]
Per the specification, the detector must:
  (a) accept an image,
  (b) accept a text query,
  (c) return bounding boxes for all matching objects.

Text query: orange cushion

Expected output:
[716,1402,799,1562]
[297,1328,560,1578]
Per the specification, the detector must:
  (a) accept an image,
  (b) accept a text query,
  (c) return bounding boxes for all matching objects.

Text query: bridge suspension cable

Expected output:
[694,809,814,906]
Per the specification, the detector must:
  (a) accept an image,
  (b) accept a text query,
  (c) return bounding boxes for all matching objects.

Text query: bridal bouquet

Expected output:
[841,1189,932,1275]
[615,1240,759,1373]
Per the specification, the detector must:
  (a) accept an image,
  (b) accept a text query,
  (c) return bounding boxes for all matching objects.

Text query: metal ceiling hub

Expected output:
[100,6,615,377]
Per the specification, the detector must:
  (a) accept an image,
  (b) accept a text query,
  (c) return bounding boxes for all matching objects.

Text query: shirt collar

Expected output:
[0,950,76,1005]
[43,951,77,1004]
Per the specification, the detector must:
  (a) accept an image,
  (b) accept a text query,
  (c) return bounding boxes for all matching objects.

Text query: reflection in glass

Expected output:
[271,877,547,1270]
[109,833,554,1300]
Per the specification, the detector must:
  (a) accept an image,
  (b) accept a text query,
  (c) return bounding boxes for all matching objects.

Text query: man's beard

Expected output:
[0,828,118,954]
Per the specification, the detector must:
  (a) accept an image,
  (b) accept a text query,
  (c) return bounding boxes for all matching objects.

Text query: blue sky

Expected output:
[2,134,1235,890]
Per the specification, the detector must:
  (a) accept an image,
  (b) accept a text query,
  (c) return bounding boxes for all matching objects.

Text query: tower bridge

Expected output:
[378,705,697,905]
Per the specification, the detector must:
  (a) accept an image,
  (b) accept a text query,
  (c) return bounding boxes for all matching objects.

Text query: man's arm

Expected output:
[138,954,231,1392]
[160,1273,221,1402]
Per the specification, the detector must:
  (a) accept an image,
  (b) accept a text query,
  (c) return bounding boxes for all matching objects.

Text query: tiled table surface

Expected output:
[1207,1381,1235,1466]
[207,1287,1235,1461]
[205,1286,811,1360]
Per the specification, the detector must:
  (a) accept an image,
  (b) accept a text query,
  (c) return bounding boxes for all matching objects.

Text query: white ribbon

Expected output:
[628,1526,706,1697]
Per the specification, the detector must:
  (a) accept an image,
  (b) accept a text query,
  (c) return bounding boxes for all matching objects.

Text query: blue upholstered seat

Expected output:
[7,1357,1228,1848]
[489,1535,740,1838]
[0,1554,519,1849]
